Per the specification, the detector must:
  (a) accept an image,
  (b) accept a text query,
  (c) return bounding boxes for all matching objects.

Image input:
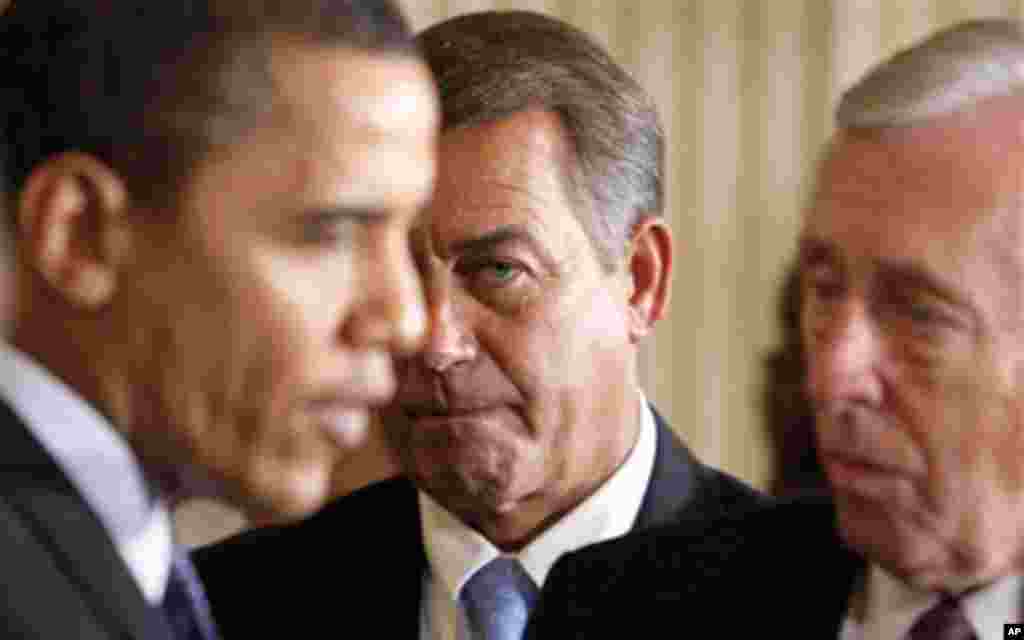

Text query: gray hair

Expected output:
[416,11,664,271]
[838,18,1024,128]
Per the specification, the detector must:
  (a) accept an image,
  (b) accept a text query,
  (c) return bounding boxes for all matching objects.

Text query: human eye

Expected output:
[899,297,963,333]
[454,254,540,312]
[295,208,382,247]
[905,300,952,326]
[301,220,354,246]
[876,286,967,347]
[464,259,525,288]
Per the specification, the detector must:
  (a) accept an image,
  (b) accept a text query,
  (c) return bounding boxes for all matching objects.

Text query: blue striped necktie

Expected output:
[461,556,539,640]
[161,550,221,640]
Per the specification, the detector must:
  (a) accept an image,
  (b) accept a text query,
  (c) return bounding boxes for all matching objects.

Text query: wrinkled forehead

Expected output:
[410,110,591,261]
[808,120,1024,244]
[803,124,1024,324]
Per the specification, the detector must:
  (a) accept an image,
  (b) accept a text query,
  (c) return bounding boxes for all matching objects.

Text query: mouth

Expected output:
[402,402,497,420]
[820,450,909,495]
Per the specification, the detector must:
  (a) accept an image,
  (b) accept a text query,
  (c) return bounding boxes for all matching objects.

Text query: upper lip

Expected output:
[819,448,905,475]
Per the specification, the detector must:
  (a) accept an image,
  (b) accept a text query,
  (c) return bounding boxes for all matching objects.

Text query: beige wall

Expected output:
[176,0,1024,546]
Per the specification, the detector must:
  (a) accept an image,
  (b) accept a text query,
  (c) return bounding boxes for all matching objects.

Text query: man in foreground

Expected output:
[0,1,437,637]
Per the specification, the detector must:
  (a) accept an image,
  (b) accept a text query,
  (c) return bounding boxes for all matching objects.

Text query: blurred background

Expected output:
[149,0,1024,544]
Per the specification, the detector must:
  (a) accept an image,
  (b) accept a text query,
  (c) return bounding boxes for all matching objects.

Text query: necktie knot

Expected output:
[908,594,977,640]
[461,556,539,640]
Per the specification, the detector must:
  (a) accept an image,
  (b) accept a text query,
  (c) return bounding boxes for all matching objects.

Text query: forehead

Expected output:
[267,43,439,208]
[807,122,1021,266]
[805,122,1023,314]
[414,109,590,259]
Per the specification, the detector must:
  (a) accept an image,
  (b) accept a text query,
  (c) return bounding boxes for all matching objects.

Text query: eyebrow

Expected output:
[447,224,539,257]
[410,222,560,274]
[874,258,973,312]
[796,234,838,270]
[798,233,973,311]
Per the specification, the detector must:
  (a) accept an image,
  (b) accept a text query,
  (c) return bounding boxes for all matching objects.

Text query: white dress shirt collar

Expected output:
[839,563,1022,640]
[0,343,173,604]
[419,391,658,640]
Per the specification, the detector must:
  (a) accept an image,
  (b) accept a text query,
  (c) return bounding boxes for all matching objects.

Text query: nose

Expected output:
[345,233,427,356]
[804,298,883,410]
[419,276,477,373]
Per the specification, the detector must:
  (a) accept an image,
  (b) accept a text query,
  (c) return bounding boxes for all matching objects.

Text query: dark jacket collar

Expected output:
[0,400,173,640]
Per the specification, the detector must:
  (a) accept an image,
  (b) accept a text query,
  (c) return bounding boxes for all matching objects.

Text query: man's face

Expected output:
[801,107,1024,590]
[113,45,437,520]
[382,109,640,548]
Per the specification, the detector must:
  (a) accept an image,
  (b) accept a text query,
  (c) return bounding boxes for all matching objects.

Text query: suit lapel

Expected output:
[631,406,699,530]
[0,401,172,640]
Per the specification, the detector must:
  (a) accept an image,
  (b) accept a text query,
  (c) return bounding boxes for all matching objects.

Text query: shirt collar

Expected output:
[420,390,658,602]
[854,563,1022,640]
[0,342,173,603]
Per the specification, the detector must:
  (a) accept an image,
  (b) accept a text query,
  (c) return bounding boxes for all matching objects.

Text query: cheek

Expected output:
[160,257,334,454]
[908,346,1024,520]
[253,251,358,384]
[539,289,630,381]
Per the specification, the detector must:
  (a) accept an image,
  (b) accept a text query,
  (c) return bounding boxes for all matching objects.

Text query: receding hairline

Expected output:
[838,18,1024,129]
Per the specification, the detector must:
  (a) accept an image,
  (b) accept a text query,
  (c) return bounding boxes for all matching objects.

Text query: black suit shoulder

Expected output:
[528,494,858,639]
[0,401,173,640]
[0,497,112,638]
[197,476,419,563]
[637,408,767,531]
[195,477,425,638]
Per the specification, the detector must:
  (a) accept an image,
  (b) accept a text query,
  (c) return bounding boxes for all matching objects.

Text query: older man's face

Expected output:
[801,105,1024,590]
[111,44,437,520]
[382,109,640,547]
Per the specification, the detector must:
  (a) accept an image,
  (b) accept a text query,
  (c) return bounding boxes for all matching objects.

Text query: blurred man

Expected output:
[195,10,763,639]
[528,18,1024,640]
[0,1,436,638]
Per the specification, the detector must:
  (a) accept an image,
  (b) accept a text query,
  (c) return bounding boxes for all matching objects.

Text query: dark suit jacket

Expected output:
[0,400,177,640]
[526,494,862,639]
[194,408,765,638]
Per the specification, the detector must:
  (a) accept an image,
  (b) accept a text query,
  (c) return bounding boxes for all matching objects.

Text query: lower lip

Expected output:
[320,408,370,448]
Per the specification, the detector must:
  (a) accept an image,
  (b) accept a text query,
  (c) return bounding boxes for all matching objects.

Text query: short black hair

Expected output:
[0,0,416,209]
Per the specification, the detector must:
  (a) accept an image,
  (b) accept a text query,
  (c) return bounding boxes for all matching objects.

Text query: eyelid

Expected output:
[885,292,963,329]
[460,256,524,274]
[457,256,531,288]
[305,208,389,227]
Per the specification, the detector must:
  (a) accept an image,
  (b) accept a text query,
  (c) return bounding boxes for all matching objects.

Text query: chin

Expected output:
[224,460,335,524]
[835,495,970,590]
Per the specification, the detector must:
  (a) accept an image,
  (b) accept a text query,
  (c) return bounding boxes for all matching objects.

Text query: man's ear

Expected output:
[626,217,672,342]
[17,152,133,309]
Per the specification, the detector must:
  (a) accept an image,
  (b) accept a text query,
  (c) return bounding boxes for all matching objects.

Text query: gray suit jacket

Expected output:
[0,400,176,639]
[195,408,765,638]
